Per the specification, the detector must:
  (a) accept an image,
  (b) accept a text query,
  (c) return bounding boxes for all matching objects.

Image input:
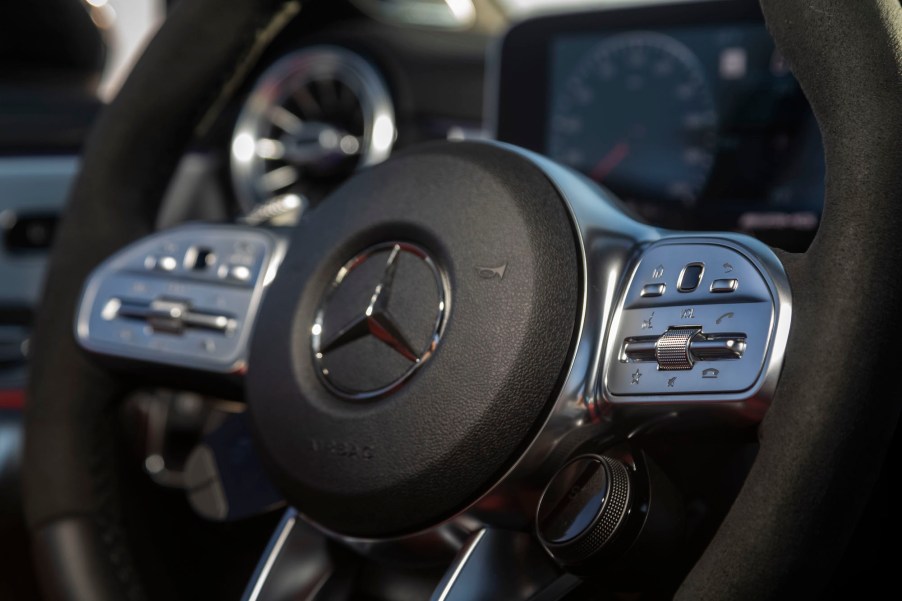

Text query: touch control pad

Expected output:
[677,263,705,292]
[604,238,789,401]
[76,225,285,373]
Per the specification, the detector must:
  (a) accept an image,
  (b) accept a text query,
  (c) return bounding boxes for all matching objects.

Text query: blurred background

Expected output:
[1,2,162,597]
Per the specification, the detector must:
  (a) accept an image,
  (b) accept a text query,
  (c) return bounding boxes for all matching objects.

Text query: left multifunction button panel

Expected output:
[76,225,286,373]
[603,237,791,407]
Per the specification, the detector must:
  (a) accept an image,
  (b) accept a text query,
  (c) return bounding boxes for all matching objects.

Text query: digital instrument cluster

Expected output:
[494,1,824,251]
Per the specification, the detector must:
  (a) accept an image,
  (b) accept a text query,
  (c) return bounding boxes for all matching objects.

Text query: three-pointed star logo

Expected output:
[319,244,420,363]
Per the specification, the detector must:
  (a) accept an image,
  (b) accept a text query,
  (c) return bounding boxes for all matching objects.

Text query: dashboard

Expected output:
[209,1,823,254]
[493,0,824,252]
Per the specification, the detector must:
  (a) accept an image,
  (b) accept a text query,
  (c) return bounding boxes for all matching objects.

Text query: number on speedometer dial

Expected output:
[549,33,717,206]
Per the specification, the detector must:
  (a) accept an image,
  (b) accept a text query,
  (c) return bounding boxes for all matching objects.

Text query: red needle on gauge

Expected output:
[590,141,630,182]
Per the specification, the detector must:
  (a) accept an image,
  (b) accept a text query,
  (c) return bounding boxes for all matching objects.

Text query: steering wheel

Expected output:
[23,0,902,599]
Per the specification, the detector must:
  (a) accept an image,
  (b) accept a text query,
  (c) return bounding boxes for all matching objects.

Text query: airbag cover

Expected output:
[247,142,580,537]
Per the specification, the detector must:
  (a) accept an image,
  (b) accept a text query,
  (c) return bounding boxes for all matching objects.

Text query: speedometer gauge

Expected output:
[549,33,717,206]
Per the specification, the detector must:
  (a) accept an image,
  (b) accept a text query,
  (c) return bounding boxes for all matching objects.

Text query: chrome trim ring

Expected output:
[230,46,396,213]
[311,242,450,400]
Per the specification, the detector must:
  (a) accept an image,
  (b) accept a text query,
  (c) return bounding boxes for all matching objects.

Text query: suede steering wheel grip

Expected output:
[22,1,902,601]
[677,1,902,598]
[23,1,300,600]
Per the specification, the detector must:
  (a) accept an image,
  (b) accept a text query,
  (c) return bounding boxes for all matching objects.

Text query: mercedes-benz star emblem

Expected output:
[312,242,449,399]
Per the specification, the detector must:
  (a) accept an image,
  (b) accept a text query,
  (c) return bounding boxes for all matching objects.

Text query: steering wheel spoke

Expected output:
[245,520,580,601]
[242,508,356,601]
[183,410,285,521]
[75,223,287,381]
[429,529,577,601]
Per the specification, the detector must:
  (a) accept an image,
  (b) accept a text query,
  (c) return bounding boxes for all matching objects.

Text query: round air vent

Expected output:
[231,46,396,214]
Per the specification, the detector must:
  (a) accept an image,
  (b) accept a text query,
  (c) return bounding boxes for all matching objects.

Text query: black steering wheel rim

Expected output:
[23,0,902,600]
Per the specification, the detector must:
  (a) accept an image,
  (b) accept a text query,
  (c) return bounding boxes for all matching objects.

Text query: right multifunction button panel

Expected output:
[604,237,791,404]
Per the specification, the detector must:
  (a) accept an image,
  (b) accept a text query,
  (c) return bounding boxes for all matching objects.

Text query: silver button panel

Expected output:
[604,238,789,401]
[76,225,285,373]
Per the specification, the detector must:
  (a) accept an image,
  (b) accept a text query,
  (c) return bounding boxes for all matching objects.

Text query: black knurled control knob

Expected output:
[536,454,632,565]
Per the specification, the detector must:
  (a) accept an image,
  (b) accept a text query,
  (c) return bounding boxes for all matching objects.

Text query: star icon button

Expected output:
[631,369,642,385]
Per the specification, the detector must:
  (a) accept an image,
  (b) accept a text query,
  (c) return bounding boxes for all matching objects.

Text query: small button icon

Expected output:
[641,312,655,330]
[723,262,734,273]
[652,265,664,279]
[230,265,252,282]
[667,377,677,388]
[631,369,642,385]
[158,256,178,272]
[680,307,695,319]
[715,312,734,325]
